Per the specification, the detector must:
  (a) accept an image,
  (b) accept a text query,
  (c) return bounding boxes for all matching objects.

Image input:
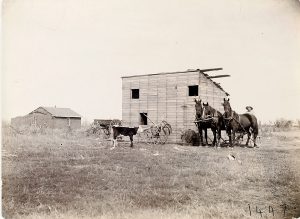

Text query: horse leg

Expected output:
[198,127,204,146]
[253,132,258,147]
[227,129,232,147]
[204,128,208,146]
[217,128,221,147]
[245,131,251,146]
[212,128,216,146]
[231,131,236,146]
[129,134,133,147]
[200,128,204,146]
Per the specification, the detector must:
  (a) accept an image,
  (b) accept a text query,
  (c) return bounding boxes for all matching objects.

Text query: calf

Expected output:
[111,126,139,149]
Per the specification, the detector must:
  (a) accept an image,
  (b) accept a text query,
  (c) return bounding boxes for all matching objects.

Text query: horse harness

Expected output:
[195,109,219,124]
[223,111,248,133]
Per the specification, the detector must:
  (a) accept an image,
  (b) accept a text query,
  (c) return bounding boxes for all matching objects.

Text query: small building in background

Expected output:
[121,68,229,143]
[11,107,81,129]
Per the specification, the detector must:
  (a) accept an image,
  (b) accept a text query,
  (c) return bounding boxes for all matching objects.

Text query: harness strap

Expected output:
[232,114,247,133]
[223,109,256,144]
[224,111,245,132]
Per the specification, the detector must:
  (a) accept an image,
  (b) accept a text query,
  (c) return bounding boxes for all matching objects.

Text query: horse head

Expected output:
[202,102,213,119]
[222,98,232,118]
[194,99,203,120]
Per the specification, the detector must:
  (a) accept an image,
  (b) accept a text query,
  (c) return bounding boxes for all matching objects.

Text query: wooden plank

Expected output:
[208,75,230,79]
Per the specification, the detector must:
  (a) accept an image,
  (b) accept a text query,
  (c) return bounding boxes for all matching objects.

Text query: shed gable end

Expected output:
[30,107,52,116]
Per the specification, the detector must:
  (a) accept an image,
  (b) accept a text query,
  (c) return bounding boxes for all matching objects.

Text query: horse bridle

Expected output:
[223,110,234,121]
[195,109,214,123]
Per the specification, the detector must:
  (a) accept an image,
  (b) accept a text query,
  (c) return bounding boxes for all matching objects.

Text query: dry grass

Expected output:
[2,126,300,219]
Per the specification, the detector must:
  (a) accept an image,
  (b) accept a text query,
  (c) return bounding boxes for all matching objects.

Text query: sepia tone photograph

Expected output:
[2,0,300,218]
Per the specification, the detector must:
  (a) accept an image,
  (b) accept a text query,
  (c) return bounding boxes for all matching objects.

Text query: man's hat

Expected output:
[246,106,253,111]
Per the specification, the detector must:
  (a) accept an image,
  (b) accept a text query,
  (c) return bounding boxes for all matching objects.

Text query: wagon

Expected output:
[87,119,122,138]
[137,114,172,144]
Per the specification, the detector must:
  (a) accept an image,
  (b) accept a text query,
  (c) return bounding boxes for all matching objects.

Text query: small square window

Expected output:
[131,89,139,99]
[188,85,198,96]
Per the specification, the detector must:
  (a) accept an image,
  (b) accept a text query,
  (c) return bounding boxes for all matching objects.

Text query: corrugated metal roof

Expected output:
[121,69,229,96]
[34,107,81,118]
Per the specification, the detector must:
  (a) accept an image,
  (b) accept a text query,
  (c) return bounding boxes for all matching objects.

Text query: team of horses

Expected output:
[195,98,258,147]
[111,97,258,148]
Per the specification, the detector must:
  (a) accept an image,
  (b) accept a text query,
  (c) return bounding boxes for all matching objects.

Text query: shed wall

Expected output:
[32,112,53,128]
[52,117,81,129]
[11,115,81,129]
[11,112,53,128]
[11,115,35,128]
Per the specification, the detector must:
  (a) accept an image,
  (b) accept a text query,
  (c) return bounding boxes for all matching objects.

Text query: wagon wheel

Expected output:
[137,130,146,143]
[142,128,152,144]
[137,127,154,144]
[158,123,172,144]
[148,126,160,144]
[161,121,172,134]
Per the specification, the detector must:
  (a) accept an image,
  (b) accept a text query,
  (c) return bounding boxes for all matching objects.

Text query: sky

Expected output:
[2,0,300,123]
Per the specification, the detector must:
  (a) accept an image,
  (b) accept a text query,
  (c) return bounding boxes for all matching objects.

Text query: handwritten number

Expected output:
[256,206,263,217]
[248,204,251,216]
[247,204,289,217]
[269,206,274,217]
[280,203,287,217]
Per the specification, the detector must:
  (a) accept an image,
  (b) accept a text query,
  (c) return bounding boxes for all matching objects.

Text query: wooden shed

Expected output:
[11,107,81,129]
[121,68,229,143]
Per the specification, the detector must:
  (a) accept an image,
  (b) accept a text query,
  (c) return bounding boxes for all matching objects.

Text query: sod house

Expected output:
[11,107,81,129]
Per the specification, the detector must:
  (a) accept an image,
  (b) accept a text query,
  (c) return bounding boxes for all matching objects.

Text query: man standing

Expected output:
[245,106,254,114]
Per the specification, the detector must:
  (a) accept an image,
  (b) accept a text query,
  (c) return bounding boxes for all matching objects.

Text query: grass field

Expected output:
[2,127,300,219]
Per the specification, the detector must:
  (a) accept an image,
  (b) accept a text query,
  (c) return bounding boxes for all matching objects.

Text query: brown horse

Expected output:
[194,99,218,146]
[202,103,226,147]
[222,98,258,147]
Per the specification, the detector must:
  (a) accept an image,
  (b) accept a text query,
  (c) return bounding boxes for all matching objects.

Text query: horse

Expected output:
[222,98,258,147]
[202,102,226,147]
[194,99,217,146]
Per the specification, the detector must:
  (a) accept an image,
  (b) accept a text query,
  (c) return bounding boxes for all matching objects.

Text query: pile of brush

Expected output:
[180,129,199,146]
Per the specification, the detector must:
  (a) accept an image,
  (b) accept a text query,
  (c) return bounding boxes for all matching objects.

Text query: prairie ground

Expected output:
[2,127,300,219]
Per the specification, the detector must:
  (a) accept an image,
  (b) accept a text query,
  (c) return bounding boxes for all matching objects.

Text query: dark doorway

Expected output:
[140,113,148,125]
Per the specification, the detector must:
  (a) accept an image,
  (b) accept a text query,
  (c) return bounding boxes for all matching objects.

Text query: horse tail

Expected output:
[243,113,258,135]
